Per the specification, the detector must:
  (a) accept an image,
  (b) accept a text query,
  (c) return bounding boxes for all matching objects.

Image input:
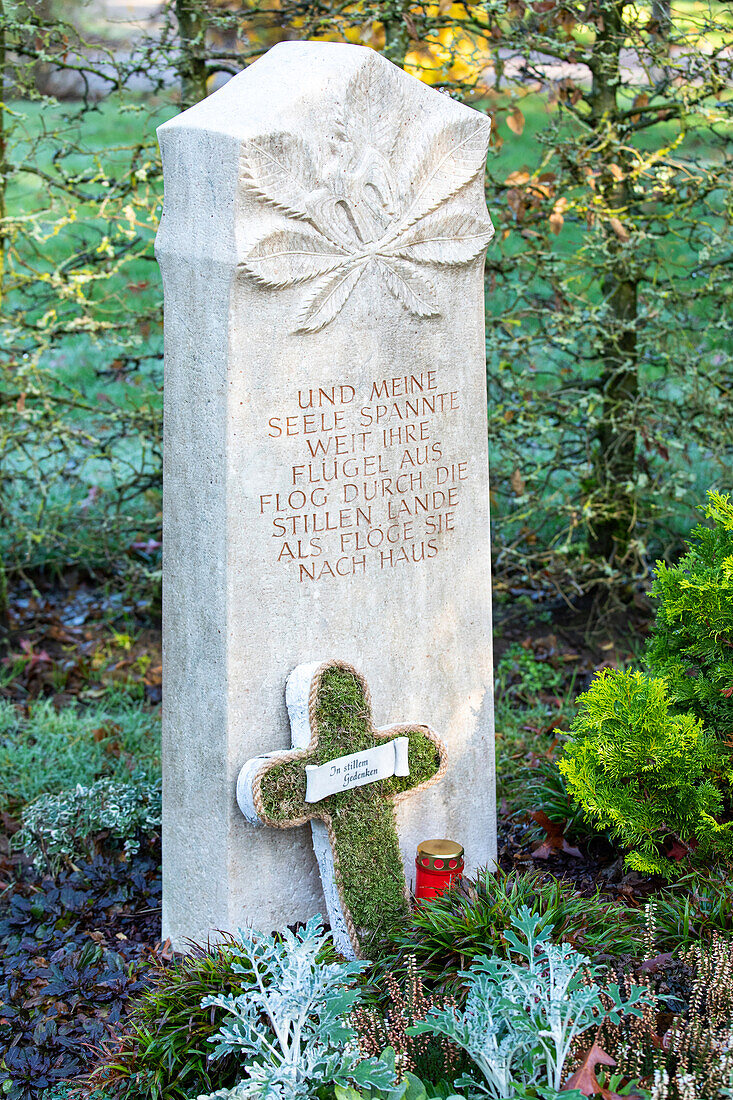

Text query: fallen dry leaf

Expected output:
[631,92,650,122]
[506,188,525,220]
[549,212,563,234]
[640,952,674,973]
[558,7,576,34]
[507,107,525,135]
[564,1042,620,1098]
[609,216,630,242]
[530,809,582,860]
[511,467,526,495]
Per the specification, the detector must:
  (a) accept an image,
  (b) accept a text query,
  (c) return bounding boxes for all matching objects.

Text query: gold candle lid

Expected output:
[417,838,464,870]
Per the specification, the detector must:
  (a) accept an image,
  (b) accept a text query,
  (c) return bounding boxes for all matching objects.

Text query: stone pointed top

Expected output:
[155,40,493,289]
[157,41,489,142]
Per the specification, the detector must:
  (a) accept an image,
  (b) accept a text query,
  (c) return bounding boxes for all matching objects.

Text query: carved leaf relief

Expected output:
[378,259,439,318]
[242,228,350,289]
[241,133,322,223]
[338,57,401,157]
[391,212,494,266]
[295,263,368,334]
[400,117,492,231]
[238,57,493,334]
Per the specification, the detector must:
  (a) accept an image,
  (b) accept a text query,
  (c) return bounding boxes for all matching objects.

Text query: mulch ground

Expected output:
[1,572,161,711]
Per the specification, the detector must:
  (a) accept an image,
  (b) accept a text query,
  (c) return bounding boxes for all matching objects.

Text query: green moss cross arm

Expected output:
[238,661,447,957]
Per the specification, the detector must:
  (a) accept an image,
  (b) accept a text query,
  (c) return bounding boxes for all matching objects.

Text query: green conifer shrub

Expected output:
[557,669,733,878]
[646,490,733,754]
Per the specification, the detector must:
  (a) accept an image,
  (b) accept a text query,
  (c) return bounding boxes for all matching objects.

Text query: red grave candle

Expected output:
[415,839,464,903]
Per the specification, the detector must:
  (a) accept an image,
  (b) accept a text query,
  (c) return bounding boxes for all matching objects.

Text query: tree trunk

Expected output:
[587,0,639,566]
[591,263,639,563]
[176,0,208,109]
[652,0,672,40]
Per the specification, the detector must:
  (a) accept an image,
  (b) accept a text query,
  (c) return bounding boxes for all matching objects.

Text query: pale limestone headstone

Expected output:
[156,40,496,949]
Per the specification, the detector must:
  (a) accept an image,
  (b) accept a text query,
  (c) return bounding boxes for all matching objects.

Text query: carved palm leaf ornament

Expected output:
[238,56,494,333]
[237,660,448,958]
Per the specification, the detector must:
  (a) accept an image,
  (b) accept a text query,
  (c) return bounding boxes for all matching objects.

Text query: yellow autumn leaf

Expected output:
[609,216,630,242]
[507,108,525,135]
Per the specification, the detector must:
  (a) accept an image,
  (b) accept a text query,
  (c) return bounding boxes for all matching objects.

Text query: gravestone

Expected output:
[156,40,496,949]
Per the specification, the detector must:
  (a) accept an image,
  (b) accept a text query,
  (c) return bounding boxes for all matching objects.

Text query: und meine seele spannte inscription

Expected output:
[259,369,470,582]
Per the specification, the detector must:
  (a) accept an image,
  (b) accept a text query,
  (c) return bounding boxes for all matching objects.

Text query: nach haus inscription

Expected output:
[259,368,469,581]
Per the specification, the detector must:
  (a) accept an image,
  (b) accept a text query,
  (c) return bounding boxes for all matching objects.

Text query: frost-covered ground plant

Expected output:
[0,696,160,811]
[14,774,161,872]
[413,907,649,1098]
[195,917,395,1100]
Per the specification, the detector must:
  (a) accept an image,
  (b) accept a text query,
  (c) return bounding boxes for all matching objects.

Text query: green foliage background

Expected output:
[1,0,732,598]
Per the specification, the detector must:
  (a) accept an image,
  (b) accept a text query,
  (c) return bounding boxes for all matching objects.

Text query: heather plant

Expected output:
[412,907,649,1098]
[14,775,161,873]
[193,917,395,1100]
[646,491,733,754]
[600,915,733,1100]
[557,669,733,878]
[352,955,464,1084]
[658,935,733,1098]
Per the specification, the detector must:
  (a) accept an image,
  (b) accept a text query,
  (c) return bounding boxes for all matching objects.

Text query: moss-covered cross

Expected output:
[236,659,447,958]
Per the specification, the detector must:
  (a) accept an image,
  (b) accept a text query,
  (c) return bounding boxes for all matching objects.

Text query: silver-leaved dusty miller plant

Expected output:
[238,54,494,334]
[194,916,395,1100]
[412,906,651,1099]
